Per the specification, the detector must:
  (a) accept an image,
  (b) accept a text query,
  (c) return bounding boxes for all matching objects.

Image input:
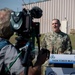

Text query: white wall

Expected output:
[23,0,75,34]
[61,20,68,33]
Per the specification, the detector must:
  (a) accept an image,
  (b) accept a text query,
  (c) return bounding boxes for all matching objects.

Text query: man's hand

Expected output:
[19,71,24,75]
[34,49,49,66]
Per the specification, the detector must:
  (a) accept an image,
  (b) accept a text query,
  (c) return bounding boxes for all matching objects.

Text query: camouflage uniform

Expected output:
[41,31,72,75]
[41,31,72,54]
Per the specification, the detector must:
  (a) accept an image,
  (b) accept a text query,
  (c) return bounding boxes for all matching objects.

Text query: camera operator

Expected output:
[0,8,48,75]
[0,8,24,75]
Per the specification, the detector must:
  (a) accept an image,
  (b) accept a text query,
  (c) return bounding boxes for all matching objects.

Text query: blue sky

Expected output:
[0,0,39,11]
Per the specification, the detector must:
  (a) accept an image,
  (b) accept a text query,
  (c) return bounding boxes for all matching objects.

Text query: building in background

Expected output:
[22,0,75,34]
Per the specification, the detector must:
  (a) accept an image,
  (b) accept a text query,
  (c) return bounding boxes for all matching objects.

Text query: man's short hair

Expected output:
[52,18,61,26]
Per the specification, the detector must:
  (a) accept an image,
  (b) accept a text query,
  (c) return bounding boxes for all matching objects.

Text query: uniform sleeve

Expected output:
[3,44,24,75]
[40,35,47,49]
[64,35,72,54]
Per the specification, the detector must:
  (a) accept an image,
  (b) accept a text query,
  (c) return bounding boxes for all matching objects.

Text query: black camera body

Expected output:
[10,6,42,38]
[10,6,42,49]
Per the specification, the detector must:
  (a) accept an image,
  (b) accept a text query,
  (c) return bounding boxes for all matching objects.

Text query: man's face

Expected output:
[52,20,60,32]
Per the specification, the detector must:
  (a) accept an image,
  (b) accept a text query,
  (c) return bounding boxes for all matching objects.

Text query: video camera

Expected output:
[10,6,42,38]
[10,6,42,70]
[10,6,42,49]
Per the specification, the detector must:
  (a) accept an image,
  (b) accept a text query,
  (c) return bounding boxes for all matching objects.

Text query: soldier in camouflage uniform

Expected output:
[40,19,72,75]
[41,19,72,54]
[41,31,72,54]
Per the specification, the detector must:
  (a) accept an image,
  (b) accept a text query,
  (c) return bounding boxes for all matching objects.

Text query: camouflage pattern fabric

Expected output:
[41,31,72,54]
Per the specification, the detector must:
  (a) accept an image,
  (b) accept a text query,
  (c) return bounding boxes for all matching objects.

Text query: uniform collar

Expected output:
[53,30,61,34]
